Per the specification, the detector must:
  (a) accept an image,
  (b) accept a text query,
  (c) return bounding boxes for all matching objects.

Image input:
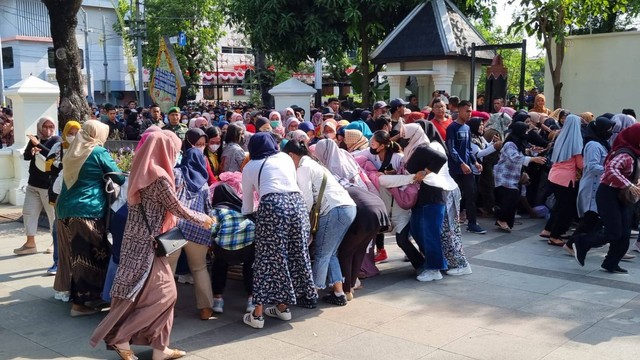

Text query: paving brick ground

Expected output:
[1,205,639,360]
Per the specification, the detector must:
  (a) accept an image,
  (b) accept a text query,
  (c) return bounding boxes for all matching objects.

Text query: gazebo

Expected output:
[371,0,494,106]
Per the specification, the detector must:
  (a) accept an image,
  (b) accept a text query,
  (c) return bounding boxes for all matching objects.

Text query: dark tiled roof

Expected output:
[371,0,494,64]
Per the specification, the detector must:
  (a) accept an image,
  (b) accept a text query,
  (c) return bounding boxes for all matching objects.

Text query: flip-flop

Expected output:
[539,233,551,239]
[547,238,564,246]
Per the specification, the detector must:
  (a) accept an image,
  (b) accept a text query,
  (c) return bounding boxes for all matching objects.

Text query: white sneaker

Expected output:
[246,296,255,313]
[416,269,443,282]
[177,274,194,284]
[212,298,224,313]
[265,306,291,321]
[446,265,472,276]
[243,312,264,329]
[54,291,70,302]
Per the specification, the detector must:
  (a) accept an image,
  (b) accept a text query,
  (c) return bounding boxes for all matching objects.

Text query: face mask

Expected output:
[181,119,188,124]
[369,147,379,155]
[174,152,182,167]
[208,144,220,153]
[270,121,280,129]
[65,135,76,144]
[397,138,410,148]
[324,132,335,139]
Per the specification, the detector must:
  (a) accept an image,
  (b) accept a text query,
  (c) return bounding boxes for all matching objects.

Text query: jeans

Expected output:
[410,204,447,271]
[313,205,357,289]
[452,174,478,226]
[211,243,255,295]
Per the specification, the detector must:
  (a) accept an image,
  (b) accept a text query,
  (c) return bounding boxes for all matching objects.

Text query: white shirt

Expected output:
[296,156,355,215]
[352,148,404,172]
[241,152,300,214]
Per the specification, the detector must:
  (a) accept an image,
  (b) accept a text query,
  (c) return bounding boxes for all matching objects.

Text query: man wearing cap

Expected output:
[163,106,188,140]
[389,98,408,140]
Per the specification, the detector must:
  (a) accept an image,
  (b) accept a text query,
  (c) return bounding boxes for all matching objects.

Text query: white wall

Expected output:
[544,31,640,115]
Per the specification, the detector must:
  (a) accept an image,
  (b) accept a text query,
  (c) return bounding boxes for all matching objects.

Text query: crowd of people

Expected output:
[8,91,640,360]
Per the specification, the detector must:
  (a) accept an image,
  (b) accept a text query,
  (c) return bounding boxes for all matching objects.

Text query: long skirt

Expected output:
[441,189,468,269]
[58,217,110,305]
[90,257,176,350]
[252,192,316,306]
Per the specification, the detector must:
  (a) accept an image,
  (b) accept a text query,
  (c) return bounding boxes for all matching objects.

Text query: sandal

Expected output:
[539,233,551,239]
[495,221,511,233]
[112,346,138,360]
[322,293,347,306]
[162,349,186,359]
[547,238,564,247]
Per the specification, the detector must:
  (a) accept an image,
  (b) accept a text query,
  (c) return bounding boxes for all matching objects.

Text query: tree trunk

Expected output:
[254,48,272,108]
[360,21,371,109]
[42,0,90,130]
[543,32,564,109]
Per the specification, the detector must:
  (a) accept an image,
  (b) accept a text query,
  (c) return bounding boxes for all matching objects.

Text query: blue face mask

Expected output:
[174,152,182,167]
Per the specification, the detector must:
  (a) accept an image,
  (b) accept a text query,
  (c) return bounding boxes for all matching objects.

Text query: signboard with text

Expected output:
[149,36,187,113]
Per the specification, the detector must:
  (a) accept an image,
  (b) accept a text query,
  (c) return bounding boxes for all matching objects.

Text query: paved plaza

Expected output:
[1,204,640,360]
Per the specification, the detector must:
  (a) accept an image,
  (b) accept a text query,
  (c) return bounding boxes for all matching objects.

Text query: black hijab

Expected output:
[583,116,615,152]
[505,122,529,153]
[211,183,243,212]
[183,128,207,152]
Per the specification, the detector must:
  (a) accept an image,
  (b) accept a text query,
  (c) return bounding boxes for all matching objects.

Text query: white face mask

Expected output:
[65,135,76,144]
[324,132,336,139]
[181,119,189,124]
[208,144,220,152]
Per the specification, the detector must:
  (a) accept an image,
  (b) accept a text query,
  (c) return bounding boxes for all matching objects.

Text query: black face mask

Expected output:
[369,147,379,155]
[397,138,410,148]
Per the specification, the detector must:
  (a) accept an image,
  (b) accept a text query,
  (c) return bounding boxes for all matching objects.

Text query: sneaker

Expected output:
[446,265,472,276]
[467,224,487,235]
[601,265,628,274]
[622,252,636,261]
[177,274,194,284]
[416,269,443,282]
[54,291,70,302]
[243,312,264,329]
[572,242,586,267]
[322,293,347,306]
[295,296,317,309]
[265,306,291,321]
[374,249,388,263]
[246,296,255,313]
[45,243,54,254]
[212,298,224,313]
[633,241,640,253]
[631,229,639,236]
[13,245,37,255]
[46,264,57,275]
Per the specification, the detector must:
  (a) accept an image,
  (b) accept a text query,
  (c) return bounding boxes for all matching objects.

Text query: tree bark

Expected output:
[42,0,90,129]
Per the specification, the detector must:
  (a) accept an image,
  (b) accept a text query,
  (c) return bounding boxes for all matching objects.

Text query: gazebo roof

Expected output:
[371,0,495,64]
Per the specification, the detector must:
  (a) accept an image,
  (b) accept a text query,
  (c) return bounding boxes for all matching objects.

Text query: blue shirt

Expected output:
[446,121,476,175]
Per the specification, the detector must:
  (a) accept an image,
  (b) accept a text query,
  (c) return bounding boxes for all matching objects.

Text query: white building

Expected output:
[0,0,136,106]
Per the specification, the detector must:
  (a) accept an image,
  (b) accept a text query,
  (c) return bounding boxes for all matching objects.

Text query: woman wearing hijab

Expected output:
[254,116,272,132]
[484,112,512,141]
[531,94,551,115]
[494,122,547,231]
[15,117,61,255]
[268,111,286,138]
[124,110,141,140]
[168,128,215,320]
[90,130,214,360]
[241,132,316,329]
[55,120,125,316]
[285,117,300,133]
[204,126,222,180]
[315,138,369,190]
[46,120,81,295]
[221,123,247,172]
[283,140,357,306]
[343,129,369,152]
[572,117,616,240]
[609,114,636,147]
[573,124,640,273]
[540,115,584,246]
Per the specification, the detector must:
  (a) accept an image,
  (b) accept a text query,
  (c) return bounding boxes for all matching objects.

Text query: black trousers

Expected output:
[495,186,520,229]
[339,226,380,294]
[545,182,577,238]
[452,173,478,226]
[210,243,255,296]
[575,185,633,269]
[395,224,424,270]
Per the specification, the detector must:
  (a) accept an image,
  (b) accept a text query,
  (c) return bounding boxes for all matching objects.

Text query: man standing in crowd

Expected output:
[389,98,408,140]
[448,96,460,121]
[163,106,188,140]
[476,94,486,112]
[327,97,342,120]
[446,100,486,234]
[407,95,420,112]
[492,98,504,113]
[102,103,124,139]
[150,104,165,127]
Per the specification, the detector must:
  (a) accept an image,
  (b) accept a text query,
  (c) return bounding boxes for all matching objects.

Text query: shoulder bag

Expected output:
[309,173,327,234]
[139,201,188,257]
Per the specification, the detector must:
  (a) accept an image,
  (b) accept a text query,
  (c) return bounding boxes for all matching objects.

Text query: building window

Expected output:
[48,47,84,69]
[221,46,252,54]
[2,47,14,69]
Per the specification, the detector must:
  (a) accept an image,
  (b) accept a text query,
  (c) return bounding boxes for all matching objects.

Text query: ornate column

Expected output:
[387,75,407,101]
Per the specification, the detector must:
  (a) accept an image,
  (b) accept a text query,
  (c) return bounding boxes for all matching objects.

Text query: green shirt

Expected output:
[163,123,188,140]
[56,147,125,219]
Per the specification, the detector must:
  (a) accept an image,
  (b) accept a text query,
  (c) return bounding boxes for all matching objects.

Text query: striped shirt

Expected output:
[600,152,635,189]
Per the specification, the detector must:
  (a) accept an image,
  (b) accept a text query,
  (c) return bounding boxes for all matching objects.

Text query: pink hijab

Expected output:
[135,126,162,151]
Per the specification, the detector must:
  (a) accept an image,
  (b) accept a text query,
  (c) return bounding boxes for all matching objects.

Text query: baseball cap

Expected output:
[373,101,390,110]
[322,107,335,116]
[389,98,409,108]
[167,106,181,114]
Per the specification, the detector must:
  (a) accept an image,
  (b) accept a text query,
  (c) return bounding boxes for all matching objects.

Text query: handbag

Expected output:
[139,202,188,257]
[614,148,640,206]
[309,173,327,234]
[104,172,128,204]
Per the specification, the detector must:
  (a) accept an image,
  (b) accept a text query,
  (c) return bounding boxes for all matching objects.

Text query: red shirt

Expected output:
[600,153,634,189]
[431,117,452,141]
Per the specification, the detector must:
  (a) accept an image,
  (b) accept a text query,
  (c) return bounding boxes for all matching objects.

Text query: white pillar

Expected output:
[387,75,406,101]
[2,76,60,205]
[415,75,431,109]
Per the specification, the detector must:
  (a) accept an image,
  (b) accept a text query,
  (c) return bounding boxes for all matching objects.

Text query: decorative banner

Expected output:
[149,36,187,113]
